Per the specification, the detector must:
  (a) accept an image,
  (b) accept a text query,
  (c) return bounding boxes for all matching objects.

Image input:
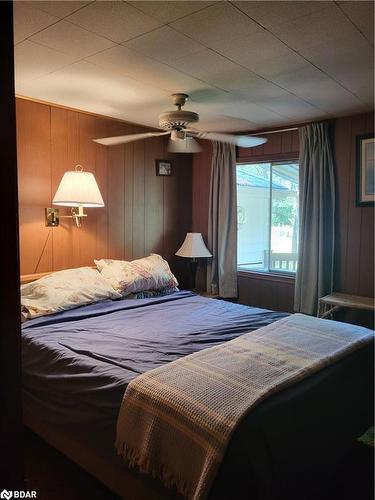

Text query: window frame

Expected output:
[236,158,299,278]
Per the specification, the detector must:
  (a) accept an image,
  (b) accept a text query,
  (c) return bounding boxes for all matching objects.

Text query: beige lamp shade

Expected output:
[176,233,212,258]
[53,168,104,207]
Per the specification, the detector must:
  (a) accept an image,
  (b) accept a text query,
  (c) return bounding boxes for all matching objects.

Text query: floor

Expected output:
[24,429,373,500]
[24,429,120,500]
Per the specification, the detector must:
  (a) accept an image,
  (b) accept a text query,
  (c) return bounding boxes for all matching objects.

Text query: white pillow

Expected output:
[21,267,121,319]
[95,254,178,296]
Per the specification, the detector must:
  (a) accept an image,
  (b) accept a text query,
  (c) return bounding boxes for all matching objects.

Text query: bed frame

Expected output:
[20,267,97,284]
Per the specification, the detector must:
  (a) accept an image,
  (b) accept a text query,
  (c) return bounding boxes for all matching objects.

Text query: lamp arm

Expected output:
[50,206,87,227]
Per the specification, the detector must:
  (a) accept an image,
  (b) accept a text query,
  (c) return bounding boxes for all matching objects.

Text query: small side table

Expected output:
[318,292,375,319]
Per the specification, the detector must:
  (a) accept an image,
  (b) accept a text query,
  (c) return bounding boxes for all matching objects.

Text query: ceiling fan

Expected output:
[92,93,267,153]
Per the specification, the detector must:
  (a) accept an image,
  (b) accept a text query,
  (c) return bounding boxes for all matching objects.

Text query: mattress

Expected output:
[21,291,374,499]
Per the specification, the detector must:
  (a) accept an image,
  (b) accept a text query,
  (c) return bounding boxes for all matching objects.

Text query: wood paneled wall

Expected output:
[334,112,374,297]
[333,112,374,326]
[17,98,192,282]
[237,128,299,163]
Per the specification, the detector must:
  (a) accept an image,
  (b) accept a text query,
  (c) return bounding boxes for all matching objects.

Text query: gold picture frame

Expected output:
[356,134,374,206]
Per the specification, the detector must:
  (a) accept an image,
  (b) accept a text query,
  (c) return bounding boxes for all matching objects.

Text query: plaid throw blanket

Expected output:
[116,314,373,499]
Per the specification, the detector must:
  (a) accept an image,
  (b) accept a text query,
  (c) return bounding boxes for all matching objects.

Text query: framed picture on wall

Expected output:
[155,159,172,176]
[356,134,374,206]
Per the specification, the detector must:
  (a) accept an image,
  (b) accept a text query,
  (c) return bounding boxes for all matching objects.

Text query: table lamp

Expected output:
[176,232,212,290]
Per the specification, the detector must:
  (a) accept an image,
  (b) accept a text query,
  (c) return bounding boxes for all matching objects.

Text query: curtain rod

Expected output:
[252,127,298,136]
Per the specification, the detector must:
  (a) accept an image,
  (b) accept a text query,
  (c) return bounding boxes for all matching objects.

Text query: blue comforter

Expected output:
[22,292,287,426]
[21,292,374,500]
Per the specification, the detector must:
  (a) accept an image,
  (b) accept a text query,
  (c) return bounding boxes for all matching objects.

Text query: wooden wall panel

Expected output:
[94,117,110,260]
[238,273,295,312]
[132,140,146,259]
[17,99,52,275]
[237,129,299,163]
[145,137,164,256]
[334,111,374,298]
[192,140,212,291]
[106,120,128,261]
[165,152,192,286]
[123,126,135,260]
[17,97,192,280]
[50,107,79,270]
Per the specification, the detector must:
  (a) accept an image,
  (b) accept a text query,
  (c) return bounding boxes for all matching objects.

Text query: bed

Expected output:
[21,283,374,500]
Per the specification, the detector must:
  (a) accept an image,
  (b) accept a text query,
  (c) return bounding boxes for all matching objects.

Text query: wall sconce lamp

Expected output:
[45,165,104,228]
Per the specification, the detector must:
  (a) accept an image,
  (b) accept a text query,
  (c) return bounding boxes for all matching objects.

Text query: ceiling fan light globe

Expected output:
[168,137,202,153]
[171,130,186,141]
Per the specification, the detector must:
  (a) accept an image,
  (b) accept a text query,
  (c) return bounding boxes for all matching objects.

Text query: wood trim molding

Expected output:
[238,270,296,285]
[16,94,158,130]
[237,152,299,163]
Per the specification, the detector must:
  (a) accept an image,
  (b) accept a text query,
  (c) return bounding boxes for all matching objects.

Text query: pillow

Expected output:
[21,267,121,319]
[128,286,179,300]
[95,254,178,296]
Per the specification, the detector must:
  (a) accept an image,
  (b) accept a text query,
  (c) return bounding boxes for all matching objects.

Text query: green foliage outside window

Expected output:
[272,198,296,227]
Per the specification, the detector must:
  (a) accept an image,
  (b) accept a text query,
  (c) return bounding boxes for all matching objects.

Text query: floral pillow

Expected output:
[128,286,179,300]
[21,267,121,319]
[95,254,179,297]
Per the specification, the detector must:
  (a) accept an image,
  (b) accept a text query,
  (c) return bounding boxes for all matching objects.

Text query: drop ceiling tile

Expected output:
[67,1,163,44]
[209,98,284,124]
[18,61,167,119]
[13,0,374,132]
[338,1,374,44]
[29,20,115,59]
[31,1,91,19]
[271,66,363,112]
[170,49,262,90]
[261,95,325,120]
[270,5,360,51]
[233,1,332,29]
[193,116,259,133]
[123,26,204,65]
[215,31,306,77]
[87,45,212,93]
[254,53,310,81]
[14,40,79,85]
[170,2,263,50]
[234,81,289,101]
[302,37,374,100]
[13,1,59,43]
[129,1,216,24]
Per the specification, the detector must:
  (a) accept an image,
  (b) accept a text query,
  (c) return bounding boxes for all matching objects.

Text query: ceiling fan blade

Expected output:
[92,131,170,146]
[168,136,202,153]
[187,130,267,148]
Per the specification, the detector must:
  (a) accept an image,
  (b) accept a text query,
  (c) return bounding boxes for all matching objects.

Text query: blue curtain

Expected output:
[294,122,335,315]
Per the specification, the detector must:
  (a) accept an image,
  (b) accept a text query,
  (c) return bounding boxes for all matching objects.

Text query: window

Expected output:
[236,161,299,274]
